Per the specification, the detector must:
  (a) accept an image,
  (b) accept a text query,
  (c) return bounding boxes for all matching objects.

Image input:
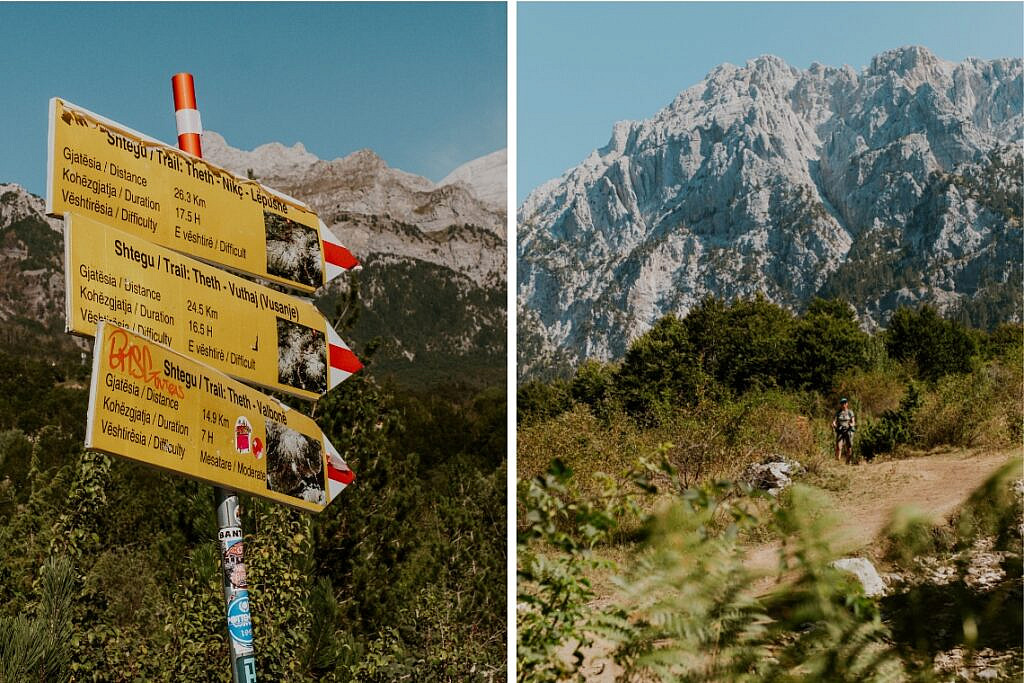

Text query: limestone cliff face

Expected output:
[518,46,1022,375]
[0,184,64,326]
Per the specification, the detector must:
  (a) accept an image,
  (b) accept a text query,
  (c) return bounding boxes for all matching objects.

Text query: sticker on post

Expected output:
[227,594,253,647]
[223,539,248,590]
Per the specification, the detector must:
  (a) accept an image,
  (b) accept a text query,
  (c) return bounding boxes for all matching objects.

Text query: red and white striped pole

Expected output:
[171,73,257,683]
[171,73,203,157]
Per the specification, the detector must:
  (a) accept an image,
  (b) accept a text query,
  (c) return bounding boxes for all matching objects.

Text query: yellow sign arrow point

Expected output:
[86,322,355,512]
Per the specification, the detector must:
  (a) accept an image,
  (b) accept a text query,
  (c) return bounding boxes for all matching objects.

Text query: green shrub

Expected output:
[858,383,921,459]
[570,359,617,418]
[615,314,712,418]
[885,306,978,382]
[517,378,572,425]
[789,297,872,389]
[833,366,909,422]
[0,429,33,500]
[684,295,796,394]
[982,323,1024,362]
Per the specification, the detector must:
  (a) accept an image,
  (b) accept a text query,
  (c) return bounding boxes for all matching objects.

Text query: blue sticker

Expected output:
[227,594,253,646]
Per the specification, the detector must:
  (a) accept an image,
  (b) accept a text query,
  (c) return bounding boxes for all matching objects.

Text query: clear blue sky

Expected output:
[0,2,506,196]
[518,1,1024,203]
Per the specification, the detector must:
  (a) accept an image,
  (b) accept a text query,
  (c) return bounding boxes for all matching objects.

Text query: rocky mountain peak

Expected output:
[869,45,951,82]
[518,47,1022,377]
[201,131,319,179]
[0,184,60,232]
[201,133,503,239]
[439,148,507,209]
[336,148,393,175]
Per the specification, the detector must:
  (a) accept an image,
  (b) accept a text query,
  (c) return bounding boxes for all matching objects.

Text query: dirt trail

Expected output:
[747,447,1021,579]
[570,447,1022,682]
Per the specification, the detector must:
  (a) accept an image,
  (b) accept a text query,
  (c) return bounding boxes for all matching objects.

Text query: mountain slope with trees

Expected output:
[0,143,507,679]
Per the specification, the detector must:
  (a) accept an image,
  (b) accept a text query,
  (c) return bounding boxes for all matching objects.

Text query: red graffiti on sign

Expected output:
[107,328,185,399]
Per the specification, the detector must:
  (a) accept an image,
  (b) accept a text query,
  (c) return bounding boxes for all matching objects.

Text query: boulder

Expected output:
[742,456,806,496]
[831,557,887,597]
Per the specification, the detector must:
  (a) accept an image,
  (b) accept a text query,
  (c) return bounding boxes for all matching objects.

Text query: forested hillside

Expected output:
[0,314,506,681]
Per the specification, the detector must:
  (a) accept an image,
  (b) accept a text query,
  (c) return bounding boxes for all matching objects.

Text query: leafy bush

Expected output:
[569,359,617,418]
[885,306,978,382]
[517,378,572,425]
[0,429,33,500]
[789,297,872,389]
[518,405,639,502]
[914,371,995,449]
[684,295,796,394]
[516,459,625,682]
[615,314,711,418]
[858,383,921,460]
[833,366,908,422]
[517,458,910,682]
[982,323,1024,361]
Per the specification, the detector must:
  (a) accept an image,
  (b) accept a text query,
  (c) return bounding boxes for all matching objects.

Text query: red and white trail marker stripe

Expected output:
[171,73,203,157]
[327,325,363,390]
[321,218,361,279]
[324,436,355,501]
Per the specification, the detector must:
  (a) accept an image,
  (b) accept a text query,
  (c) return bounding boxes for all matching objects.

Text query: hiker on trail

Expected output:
[832,398,856,463]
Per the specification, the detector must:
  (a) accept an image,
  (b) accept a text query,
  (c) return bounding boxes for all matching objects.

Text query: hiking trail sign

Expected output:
[65,211,362,402]
[46,97,358,294]
[86,321,355,512]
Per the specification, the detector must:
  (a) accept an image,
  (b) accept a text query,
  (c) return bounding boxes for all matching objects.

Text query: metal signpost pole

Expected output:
[171,73,257,683]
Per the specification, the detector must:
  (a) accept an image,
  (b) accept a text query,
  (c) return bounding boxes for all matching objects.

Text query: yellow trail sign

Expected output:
[86,322,355,512]
[47,97,358,293]
[65,212,362,402]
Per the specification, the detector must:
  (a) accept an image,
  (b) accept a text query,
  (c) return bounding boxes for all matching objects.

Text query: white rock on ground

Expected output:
[830,557,887,597]
[742,456,805,496]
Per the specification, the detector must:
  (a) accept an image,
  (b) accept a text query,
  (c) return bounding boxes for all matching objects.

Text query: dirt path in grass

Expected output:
[746,447,1020,581]
[566,447,1022,682]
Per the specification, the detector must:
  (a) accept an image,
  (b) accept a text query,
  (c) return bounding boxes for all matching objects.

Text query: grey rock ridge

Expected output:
[204,133,506,287]
[0,184,64,327]
[518,46,1023,376]
[202,135,508,387]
